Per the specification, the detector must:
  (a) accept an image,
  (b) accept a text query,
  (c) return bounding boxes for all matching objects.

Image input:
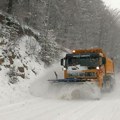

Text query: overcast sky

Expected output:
[103,0,120,9]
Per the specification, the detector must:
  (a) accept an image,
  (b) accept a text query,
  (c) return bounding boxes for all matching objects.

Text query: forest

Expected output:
[0,0,120,71]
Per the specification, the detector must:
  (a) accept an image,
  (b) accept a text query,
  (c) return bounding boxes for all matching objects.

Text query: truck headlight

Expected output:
[96,66,99,70]
[63,68,66,70]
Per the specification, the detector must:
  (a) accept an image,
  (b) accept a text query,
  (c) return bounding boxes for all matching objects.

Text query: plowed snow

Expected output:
[30,64,102,100]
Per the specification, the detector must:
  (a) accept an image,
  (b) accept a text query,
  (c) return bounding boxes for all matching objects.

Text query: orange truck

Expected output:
[50,48,115,92]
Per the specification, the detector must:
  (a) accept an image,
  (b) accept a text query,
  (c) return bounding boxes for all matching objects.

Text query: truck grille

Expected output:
[79,72,96,77]
[68,72,97,78]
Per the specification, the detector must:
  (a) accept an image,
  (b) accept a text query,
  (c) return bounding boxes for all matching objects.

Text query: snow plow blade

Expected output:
[48,78,91,83]
[48,79,101,100]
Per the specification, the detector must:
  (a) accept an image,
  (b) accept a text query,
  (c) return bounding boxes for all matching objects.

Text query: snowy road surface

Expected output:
[0,95,120,120]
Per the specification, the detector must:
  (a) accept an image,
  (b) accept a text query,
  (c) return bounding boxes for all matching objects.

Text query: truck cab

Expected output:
[61,48,114,88]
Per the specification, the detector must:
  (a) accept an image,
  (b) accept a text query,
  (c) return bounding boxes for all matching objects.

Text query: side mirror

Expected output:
[61,59,64,66]
[102,57,106,64]
[61,58,66,66]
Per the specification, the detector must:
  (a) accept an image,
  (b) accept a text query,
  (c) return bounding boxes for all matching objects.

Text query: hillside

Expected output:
[0,11,61,105]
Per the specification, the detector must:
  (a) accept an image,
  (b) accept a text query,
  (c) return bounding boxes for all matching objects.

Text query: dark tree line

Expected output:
[0,0,120,70]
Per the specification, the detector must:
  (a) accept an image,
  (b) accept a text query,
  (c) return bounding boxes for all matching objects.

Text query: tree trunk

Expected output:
[7,0,13,14]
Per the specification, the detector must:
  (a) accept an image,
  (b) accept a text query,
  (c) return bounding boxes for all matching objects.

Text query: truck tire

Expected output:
[103,75,115,92]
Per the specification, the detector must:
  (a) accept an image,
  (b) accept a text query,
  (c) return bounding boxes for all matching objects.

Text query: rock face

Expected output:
[17,67,25,79]
[0,49,25,80]
[18,67,24,73]
[0,57,4,64]
[0,12,30,82]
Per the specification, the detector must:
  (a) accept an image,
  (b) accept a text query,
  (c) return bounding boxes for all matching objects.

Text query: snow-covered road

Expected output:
[0,94,120,120]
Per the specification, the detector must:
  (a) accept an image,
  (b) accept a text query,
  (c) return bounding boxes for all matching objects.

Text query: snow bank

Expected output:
[29,63,63,97]
[0,36,45,106]
[0,66,32,106]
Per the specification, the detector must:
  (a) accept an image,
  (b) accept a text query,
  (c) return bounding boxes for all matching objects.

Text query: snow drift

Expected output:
[0,36,45,106]
[30,60,99,100]
[30,64,119,100]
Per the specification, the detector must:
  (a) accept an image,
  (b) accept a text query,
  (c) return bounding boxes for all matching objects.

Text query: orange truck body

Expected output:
[62,48,114,88]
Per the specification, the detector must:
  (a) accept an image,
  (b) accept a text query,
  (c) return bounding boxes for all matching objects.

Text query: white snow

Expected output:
[0,71,120,120]
[0,35,45,106]
[0,59,120,120]
[0,36,120,120]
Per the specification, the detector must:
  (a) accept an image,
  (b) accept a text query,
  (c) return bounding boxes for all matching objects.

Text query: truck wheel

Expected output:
[103,76,114,92]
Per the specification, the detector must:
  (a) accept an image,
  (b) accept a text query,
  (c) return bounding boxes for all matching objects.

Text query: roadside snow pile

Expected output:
[29,63,63,97]
[0,36,45,106]
[0,66,32,106]
[45,82,101,100]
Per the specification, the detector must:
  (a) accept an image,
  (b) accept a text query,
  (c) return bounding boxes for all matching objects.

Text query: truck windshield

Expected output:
[66,54,99,67]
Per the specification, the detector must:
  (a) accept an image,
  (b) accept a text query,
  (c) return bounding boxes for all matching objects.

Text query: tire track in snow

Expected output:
[0,99,97,120]
[27,100,95,120]
[1,93,120,120]
[0,99,71,120]
[75,99,120,120]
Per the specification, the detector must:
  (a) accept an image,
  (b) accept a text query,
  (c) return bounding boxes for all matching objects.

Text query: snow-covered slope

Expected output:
[0,35,46,106]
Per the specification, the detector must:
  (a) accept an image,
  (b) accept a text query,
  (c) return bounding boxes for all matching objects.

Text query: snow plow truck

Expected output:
[49,48,115,99]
